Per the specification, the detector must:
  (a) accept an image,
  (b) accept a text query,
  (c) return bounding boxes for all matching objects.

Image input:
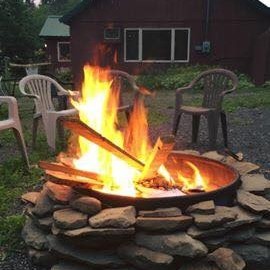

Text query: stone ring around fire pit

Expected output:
[21,150,270,270]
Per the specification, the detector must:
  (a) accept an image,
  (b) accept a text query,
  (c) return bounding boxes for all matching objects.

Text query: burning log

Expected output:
[45,170,103,189]
[61,118,145,171]
[39,161,108,185]
[140,135,175,180]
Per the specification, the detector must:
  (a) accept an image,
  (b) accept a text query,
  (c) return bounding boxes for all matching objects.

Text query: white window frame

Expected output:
[124,28,190,63]
[57,42,71,62]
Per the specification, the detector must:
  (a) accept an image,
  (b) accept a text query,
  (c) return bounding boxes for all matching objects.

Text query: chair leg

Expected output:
[46,114,60,151]
[220,111,228,148]
[172,113,182,136]
[32,117,39,149]
[207,112,219,149]
[57,120,65,148]
[192,115,201,143]
[12,128,30,169]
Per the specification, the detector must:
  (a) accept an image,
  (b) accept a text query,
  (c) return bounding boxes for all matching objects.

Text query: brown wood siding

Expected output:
[69,0,270,87]
[44,37,71,71]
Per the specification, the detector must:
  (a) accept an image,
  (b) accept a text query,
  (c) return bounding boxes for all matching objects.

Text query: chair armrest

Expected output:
[0,96,19,119]
[176,86,193,94]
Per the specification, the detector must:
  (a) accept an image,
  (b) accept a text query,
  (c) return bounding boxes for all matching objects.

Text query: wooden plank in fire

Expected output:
[61,118,145,171]
[45,170,103,189]
[39,160,110,185]
[140,135,175,180]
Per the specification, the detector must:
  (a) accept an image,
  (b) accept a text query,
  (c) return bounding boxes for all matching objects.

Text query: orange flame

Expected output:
[177,161,208,191]
[68,65,173,196]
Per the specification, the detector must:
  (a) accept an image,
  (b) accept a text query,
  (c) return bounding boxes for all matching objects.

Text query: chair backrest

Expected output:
[192,69,238,109]
[107,70,140,108]
[19,75,64,114]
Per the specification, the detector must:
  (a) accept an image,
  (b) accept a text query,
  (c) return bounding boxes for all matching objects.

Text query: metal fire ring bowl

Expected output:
[75,152,240,210]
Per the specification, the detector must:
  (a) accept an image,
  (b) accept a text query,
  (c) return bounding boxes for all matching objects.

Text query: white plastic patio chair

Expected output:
[19,75,78,150]
[0,96,29,168]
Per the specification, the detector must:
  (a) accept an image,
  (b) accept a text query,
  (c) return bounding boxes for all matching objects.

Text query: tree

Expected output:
[0,0,40,61]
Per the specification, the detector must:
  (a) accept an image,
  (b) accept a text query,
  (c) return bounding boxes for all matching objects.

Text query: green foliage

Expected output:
[0,0,41,61]
[0,215,25,257]
[137,65,256,91]
[55,67,73,82]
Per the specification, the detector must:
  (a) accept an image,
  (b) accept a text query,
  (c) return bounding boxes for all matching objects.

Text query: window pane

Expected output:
[126,30,139,60]
[175,30,189,61]
[59,43,70,61]
[142,30,171,61]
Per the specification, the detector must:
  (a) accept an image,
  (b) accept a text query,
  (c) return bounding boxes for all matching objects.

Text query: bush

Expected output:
[136,65,255,91]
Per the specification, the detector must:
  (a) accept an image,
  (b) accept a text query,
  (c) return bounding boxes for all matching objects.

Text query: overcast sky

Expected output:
[33,0,270,7]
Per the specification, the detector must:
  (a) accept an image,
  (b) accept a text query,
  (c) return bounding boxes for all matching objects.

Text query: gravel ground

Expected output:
[0,107,269,270]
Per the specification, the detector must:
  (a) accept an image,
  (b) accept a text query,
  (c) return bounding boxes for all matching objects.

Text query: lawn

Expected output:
[0,69,270,260]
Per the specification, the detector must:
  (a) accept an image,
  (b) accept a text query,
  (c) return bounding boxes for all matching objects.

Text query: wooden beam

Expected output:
[140,135,175,180]
[61,118,145,171]
[39,160,110,184]
[45,170,103,189]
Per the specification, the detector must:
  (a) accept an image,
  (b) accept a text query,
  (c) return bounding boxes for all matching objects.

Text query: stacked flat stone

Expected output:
[21,151,270,270]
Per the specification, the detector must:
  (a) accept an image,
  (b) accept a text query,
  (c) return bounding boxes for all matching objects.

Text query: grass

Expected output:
[0,70,270,259]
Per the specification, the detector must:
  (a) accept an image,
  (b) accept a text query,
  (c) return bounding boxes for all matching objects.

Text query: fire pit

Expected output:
[37,65,239,210]
[75,152,240,209]
[21,66,269,270]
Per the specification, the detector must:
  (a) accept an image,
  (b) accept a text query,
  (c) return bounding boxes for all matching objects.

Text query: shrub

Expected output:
[136,65,255,91]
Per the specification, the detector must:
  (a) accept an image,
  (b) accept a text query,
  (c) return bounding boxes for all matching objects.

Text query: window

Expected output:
[57,42,71,62]
[124,28,190,62]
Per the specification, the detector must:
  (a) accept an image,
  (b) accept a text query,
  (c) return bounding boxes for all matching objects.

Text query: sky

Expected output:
[33,0,270,7]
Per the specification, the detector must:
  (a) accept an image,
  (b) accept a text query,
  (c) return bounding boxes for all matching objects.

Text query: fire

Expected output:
[64,64,207,197]
[69,65,157,196]
[177,161,208,191]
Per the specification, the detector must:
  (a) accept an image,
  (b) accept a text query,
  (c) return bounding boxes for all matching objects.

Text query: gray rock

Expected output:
[47,235,126,268]
[227,227,255,243]
[51,262,92,270]
[118,243,173,270]
[46,181,74,204]
[21,192,40,205]
[37,216,54,231]
[136,215,193,232]
[32,188,55,217]
[240,174,270,195]
[180,260,220,270]
[60,226,135,237]
[229,244,270,267]
[186,200,215,215]
[89,206,136,228]
[253,232,270,246]
[224,206,261,228]
[53,209,88,229]
[28,248,56,267]
[70,196,102,215]
[22,219,48,250]
[257,218,270,229]
[138,207,182,217]
[53,204,70,211]
[203,237,228,251]
[187,226,228,239]
[191,206,236,229]
[207,248,246,270]
[231,162,260,175]
[237,190,270,214]
[202,151,225,161]
[136,232,208,258]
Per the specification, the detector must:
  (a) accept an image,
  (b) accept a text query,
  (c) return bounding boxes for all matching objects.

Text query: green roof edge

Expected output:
[60,0,270,25]
[60,0,92,24]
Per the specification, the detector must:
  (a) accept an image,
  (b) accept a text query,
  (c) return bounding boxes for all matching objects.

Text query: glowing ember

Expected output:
[62,64,207,197]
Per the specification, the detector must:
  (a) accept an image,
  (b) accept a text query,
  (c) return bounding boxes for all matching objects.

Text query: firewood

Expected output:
[39,161,109,184]
[140,135,175,180]
[45,170,103,189]
[61,118,145,171]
